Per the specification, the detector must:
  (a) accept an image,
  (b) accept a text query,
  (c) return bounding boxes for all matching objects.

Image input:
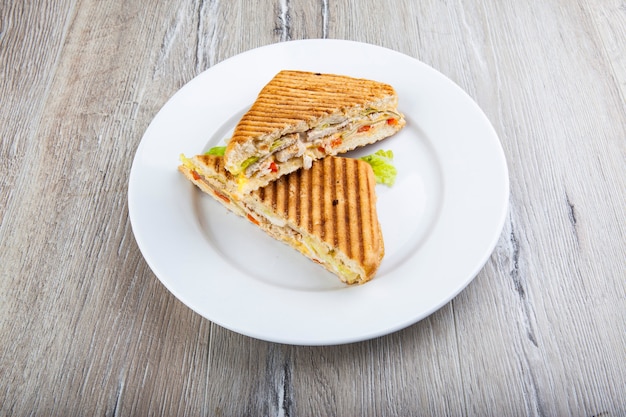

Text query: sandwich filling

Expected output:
[234,109,403,178]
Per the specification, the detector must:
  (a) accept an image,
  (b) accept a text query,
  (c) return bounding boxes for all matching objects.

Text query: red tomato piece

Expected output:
[330,137,342,148]
[214,190,230,204]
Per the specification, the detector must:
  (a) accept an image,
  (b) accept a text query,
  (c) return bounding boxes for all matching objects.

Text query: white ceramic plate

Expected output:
[128,39,509,345]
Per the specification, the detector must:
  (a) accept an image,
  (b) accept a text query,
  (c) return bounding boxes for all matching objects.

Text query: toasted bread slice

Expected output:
[179,154,384,284]
[223,70,405,193]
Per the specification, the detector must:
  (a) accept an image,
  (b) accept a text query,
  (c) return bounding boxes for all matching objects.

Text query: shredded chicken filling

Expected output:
[242,110,399,178]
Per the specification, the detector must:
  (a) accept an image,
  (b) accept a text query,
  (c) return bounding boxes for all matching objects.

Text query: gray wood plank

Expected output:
[444,0,626,415]
[0,0,209,414]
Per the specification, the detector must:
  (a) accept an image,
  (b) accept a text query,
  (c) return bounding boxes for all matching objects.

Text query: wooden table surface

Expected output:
[1,0,625,415]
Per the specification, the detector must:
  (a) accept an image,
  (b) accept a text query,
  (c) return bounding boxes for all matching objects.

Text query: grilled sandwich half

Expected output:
[223,70,405,193]
[179,153,384,284]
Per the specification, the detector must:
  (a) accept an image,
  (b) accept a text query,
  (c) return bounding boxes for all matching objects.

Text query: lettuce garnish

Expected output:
[205,146,226,156]
[360,149,397,186]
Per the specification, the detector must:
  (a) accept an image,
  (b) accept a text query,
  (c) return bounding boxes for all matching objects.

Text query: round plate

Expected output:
[128,39,509,345]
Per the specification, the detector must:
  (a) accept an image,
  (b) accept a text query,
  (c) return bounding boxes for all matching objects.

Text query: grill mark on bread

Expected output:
[212,156,223,176]
[368,165,377,262]
[267,71,395,96]
[257,176,269,206]
[322,157,335,247]
[299,166,311,234]
[274,173,286,216]
[356,163,365,264]
[359,162,373,266]
[243,91,391,124]
[255,89,386,104]
[198,154,231,182]
[345,158,357,260]
[311,159,323,240]
[335,158,348,252]
[281,173,290,217]
[287,166,299,223]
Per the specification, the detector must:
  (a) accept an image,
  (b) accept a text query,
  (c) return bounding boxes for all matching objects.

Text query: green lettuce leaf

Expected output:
[205,146,226,156]
[360,149,397,186]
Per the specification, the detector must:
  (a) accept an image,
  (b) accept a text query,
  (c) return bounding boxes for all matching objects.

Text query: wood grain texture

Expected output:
[0,0,625,415]
[587,0,626,100]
